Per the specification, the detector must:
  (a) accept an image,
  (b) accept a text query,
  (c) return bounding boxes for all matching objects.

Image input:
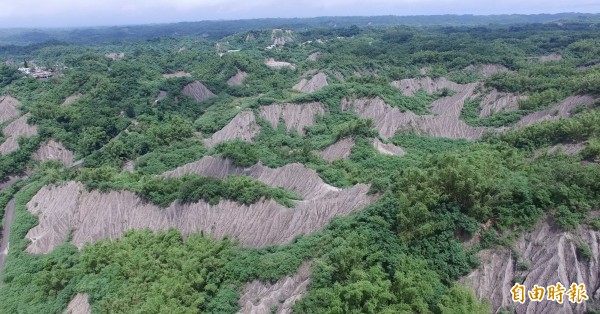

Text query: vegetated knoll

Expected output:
[181,81,217,102]
[293,72,328,93]
[204,110,261,147]
[33,139,74,166]
[0,114,38,155]
[265,58,296,70]
[478,89,526,118]
[162,71,191,78]
[65,294,91,314]
[463,217,600,314]
[259,102,325,135]
[226,70,247,86]
[238,261,311,314]
[0,95,21,124]
[26,157,375,253]
[342,97,488,140]
[516,95,595,127]
[320,137,355,162]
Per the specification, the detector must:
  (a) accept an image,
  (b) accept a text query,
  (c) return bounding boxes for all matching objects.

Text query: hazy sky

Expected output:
[1,0,599,28]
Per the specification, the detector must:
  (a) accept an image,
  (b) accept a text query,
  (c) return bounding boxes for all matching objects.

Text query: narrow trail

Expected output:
[0,198,16,278]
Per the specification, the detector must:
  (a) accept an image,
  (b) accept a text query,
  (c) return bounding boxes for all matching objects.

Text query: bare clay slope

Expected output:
[182,81,217,102]
[162,71,191,78]
[227,70,247,86]
[342,97,487,140]
[33,139,74,166]
[64,294,91,314]
[372,138,405,156]
[293,73,328,93]
[204,110,261,148]
[517,96,595,127]
[265,58,296,70]
[259,102,325,135]
[0,114,38,155]
[320,137,355,162]
[26,157,375,253]
[391,77,464,97]
[0,95,21,124]
[479,90,526,118]
[463,217,600,314]
[62,94,82,106]
[238,262,311,314]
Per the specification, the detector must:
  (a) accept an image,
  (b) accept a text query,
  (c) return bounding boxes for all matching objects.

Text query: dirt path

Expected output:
[0,198,16,277]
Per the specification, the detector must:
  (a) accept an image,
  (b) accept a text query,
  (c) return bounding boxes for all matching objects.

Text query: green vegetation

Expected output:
[0,16,600,314]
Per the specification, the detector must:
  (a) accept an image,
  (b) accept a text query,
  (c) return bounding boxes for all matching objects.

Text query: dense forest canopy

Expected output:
[0,14,600,314]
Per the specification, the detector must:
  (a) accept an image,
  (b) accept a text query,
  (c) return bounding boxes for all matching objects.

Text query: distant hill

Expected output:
[1,13,599,46]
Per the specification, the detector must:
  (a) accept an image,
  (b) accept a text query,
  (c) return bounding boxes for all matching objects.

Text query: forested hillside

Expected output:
[1,15,600,314]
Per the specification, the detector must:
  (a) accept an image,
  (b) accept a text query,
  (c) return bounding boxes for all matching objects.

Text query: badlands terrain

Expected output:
[1,14,600,314]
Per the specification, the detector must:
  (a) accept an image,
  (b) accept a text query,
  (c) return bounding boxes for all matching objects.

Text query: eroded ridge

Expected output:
[238,262,312,314]
[0,114,38,155]
[204,110,261,148]
[259,102,325,135]
[341,97,487,140]
[463,217,600,314]
[0,95,21,124]
[33,139,74,166]
[479,89,526,118]
[293,73,328,93]
[320,137,355,162]
[26,157,376,253]
[516,95,595,127]
[182,81,217,102]
[65,293,91,314]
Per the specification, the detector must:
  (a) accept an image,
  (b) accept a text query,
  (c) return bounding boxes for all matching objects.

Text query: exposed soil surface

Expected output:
[162,71,192,78]
[204,110,261,147]
[463,217,600,313]
[320,137,355,162]
[0,199,16,279]
[65,293,91,314]
[342,97,487,139]
[227,70,247,86]
[155,90,167,103]
[293,73,328,93]
[0,114,38,155]
[33,139,74,166]
[62,93,82,106]
[391,77,465,97]
[182,81,217,102]
[540,53,563,62]
[26,157,376,253]
[259,102,325,135]
[265,58,296,70]
[238,262,311,314]
[307,52,321,61]
[479,89,526,118]
[372,138,405,156]
[516,95,595,127]
[465,64,510,77]
[547,143,586,155]
[104,52,124,60]
[0,95,21,124]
